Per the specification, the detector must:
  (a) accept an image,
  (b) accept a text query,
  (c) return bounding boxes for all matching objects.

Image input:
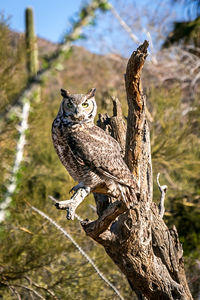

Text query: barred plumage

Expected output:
[51,88,138,219]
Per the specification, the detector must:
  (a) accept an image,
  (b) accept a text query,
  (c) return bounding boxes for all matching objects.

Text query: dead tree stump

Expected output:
[81,41,193,300]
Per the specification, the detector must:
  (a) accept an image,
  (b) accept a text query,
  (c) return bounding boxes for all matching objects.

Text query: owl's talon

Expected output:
[55,202,60,209]
[53,199,75,220]
[69,182,85,194]
[52,187,90,220]
[69,187,75,194]
[54,200,72,210]
[66,207,75,220]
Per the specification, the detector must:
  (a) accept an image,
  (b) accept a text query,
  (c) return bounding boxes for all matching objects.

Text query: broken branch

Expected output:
[157,173,168,218]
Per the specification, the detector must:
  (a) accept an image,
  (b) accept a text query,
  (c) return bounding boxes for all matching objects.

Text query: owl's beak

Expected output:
[75,115,84,121]
[74,108,84,121]
[70,113,84,121]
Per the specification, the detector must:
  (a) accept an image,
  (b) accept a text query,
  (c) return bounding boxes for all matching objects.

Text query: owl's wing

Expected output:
[68,126,138,190]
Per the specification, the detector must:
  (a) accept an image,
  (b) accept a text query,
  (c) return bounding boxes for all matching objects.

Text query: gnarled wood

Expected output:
[81,41,192,299]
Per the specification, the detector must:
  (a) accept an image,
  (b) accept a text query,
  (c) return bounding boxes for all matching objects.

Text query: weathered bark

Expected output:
[81,41,193,299]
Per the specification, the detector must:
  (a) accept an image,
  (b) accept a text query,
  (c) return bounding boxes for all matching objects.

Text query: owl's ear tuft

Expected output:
[86,88,96,99]
[60,88,70,98]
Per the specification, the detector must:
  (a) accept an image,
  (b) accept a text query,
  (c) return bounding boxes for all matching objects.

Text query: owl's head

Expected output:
[59,88,97,124]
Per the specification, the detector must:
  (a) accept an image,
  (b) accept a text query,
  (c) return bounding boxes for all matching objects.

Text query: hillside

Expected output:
[0,26,200,299]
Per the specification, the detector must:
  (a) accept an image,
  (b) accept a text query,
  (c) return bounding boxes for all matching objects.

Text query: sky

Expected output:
[0,0,189,56]
[1,0,84,43]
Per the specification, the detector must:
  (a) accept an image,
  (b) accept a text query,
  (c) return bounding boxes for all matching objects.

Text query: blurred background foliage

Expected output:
[0,13,27,113]
[0,0,200,299]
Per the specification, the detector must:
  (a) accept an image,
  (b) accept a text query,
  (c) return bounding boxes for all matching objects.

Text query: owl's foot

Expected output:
[50,187,91,220]
[69,182,85,193]
[54,199,73,210]
[52,199,77,220]
[52,199,78,220]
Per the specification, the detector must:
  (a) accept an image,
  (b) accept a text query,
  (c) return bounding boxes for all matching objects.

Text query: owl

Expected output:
[52,88,139,220]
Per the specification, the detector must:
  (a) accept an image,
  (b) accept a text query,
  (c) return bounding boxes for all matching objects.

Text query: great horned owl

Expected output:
[52,88,138,219]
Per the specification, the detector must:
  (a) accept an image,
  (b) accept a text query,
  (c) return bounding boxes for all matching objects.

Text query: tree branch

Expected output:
[125,41,151,186]
[157,173,168,218]
[80,41,193,299]
[81,200,127,242]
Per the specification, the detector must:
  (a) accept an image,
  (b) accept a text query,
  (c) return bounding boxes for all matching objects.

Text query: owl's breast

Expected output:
[52,122,94,185]
[52,120,104,189]
[52,121,79,181]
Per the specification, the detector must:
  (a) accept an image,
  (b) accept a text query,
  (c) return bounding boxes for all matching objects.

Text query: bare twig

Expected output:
[108,2,157,64]
[8,285,22,300]
[30,204,125,300]
[24,276,58,300]
[108,2,140,45]
[149,45,200,94]
[89,204,96,213]
[157,173,168,218]
[142,28,158,64]
[5,282,45,299]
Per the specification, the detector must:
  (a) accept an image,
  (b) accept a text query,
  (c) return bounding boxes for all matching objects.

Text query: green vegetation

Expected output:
[0,8,200,299]
[163,17,200,49]
[0,13,27,113]
[164,0,200,51]
[149,86,200,259]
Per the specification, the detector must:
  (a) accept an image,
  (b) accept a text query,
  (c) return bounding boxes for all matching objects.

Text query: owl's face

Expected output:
[59,88,97,124]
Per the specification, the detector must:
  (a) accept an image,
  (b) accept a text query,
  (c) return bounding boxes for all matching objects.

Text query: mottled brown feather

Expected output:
[52,91,139,196]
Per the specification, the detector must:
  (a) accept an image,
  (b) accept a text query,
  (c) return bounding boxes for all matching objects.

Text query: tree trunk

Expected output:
[25,7,38,78]
[81,41,193,299]
[25,7,40,103]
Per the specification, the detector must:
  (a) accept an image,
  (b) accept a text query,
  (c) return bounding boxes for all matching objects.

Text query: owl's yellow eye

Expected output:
[67,102,73,108]
[82,102,89,108]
